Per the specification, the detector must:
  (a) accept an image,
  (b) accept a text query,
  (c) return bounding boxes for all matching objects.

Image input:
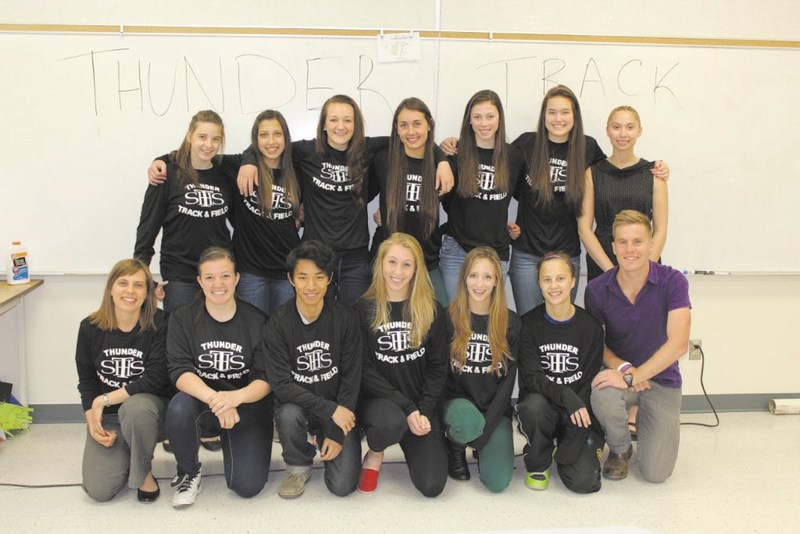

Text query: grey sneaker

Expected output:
[278,472,310,499]
[171,467,202,508]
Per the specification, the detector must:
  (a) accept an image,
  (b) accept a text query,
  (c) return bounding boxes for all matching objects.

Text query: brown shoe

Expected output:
[603,445,633,480]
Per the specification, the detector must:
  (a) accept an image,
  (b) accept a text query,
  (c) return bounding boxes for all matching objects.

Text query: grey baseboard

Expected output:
[29,403,85,423]
[29,393,800,424]
[681,393,800,413]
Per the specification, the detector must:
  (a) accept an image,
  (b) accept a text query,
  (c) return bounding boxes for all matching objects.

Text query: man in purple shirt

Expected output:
[586,210,691,483]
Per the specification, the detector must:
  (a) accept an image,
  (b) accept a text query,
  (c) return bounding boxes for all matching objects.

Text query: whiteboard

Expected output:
[1,31,798,273]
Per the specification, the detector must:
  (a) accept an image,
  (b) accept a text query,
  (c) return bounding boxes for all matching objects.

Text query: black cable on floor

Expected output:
[680,346,720,428]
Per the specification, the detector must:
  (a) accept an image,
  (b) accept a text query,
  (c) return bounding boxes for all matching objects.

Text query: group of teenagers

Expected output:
[75,84,692,509]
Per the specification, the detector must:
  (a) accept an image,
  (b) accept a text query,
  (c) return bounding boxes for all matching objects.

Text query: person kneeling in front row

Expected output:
[587,210,691,483]
[264,240,363,498]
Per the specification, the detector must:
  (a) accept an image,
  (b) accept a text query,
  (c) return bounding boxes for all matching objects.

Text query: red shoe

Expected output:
[358,467,380,493]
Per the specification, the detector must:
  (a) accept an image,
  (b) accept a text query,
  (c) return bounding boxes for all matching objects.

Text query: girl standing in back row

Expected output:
[371,97,449,304]
[578,105,668,281]
[439,90,527,303]
[136,110,236,312]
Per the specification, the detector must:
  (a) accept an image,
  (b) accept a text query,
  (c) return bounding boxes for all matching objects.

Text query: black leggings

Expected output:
[359,397,448,497]
[166,392,273,498]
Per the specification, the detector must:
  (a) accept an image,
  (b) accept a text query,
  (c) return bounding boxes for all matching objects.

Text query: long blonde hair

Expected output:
[89,259,157,331]
[362,233,435,347]
[448,247,512,376]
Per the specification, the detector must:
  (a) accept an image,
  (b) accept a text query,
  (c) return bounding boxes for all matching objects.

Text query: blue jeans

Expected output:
[440,235,508,304]
[427,268,449,307]
[327,250,372,308]
[162,280,201,313]
[237,272,294,316]
[509,249,580,315]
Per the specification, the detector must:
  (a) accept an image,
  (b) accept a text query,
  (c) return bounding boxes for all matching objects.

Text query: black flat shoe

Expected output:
[137,479,160,503]
[447,440,471,481]
[200,437,222,452]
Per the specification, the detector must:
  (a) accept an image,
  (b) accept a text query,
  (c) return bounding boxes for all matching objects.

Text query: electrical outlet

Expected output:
[689,339,702,360]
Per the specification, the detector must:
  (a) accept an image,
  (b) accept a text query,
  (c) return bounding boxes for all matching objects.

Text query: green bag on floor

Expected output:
[0,402,34,438]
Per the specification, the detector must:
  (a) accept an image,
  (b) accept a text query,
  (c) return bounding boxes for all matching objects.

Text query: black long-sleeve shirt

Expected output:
[263,298,362,444]
[75,309,170,413]
[134,157,236,281]
[517,305,604,415]
[445,311,521,448]
[355,299,448,418]
[167,298,269,391]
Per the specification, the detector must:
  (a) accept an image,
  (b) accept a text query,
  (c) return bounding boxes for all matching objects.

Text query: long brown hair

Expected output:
[362,233,435,348]
[386,97,438,238]
[448,247,512,376]
[456,90,510,198]
[89,259,157,331]
[171,110,225,187]
[529,85,586,215]
[314,94,368,203]
[250,109,300,218]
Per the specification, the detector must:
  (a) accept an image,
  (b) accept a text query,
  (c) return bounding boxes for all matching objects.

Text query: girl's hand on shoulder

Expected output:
[651,159,670,181]
[148,160,167,185]
[439,137,458,156]
[237,164,258,196]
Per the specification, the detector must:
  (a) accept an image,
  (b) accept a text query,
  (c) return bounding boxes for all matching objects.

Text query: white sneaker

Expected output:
[171,467,202,508]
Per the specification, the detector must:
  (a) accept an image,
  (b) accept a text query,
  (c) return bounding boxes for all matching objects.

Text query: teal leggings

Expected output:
[444,398,514,493]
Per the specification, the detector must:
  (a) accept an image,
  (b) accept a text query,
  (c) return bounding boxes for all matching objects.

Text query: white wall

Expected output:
[4,1,799,407]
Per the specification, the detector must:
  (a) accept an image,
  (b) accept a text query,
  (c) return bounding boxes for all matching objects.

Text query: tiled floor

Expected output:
[1,412,798,533]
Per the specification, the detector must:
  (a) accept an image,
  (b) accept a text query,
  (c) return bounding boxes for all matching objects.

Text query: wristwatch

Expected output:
[623,373,634,388]
[102,393,110,407]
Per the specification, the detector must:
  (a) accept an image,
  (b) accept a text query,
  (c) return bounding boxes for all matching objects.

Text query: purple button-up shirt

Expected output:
[585,262,691,387]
